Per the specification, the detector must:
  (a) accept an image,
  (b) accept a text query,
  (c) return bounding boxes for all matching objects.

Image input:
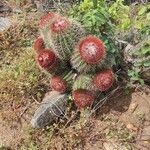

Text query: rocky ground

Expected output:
[0,88,150,149]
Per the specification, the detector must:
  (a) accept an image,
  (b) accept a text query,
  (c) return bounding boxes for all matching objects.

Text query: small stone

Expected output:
[129,103,138,113]
[31,91,68,128]
[0,17,11,31]
[12,8,22,14]
[103,142,130,150]
[103,142,115,150]
[141,125,150,140]
[126,123,138,132]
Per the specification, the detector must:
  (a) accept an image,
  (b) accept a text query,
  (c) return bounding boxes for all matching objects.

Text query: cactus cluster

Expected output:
[33,12,115,109]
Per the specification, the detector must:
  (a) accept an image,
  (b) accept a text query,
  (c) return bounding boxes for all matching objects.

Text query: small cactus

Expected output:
[93,70,114,91]
[33,37,45,53]
[72,89,95,109]
[50,70,76,93]
[33,12,116,112]
[40,14,86,60]
[39,12,57,29]
[71,36,107,73]
[37,49,58,73]
[50,76,67,93]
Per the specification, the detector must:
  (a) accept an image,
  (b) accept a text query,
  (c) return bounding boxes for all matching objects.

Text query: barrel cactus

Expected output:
[72,89,95,109]
[71,35,108,73]
[40,13,86,60]
[93,70,115,91]
[33,12,116,110]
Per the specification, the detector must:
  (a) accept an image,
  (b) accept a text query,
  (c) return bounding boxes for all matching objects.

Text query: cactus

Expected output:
[33,37,45,53]
[71,35,108,73]
[50,70,76,93]
[37,49,58,73]
[40,14,86,60]
[39,12,57,29]
[50,76,67,93]
[93,70,115,91]
[33,12,116,111]
[72,74,96,109]
[72,89,95,109]
[72,74,93,91]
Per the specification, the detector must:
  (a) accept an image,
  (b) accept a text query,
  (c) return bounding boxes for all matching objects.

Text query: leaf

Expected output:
[128,70,135,76]
[138,6,147,15]
[146,13,150,20]
[93,0,97,8]
[131,76,139,81]
[144,61,150,67]
[139,79,144,85]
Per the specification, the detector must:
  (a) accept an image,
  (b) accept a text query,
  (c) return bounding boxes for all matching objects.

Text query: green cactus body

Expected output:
[40,15,86,61]
[62,70,77,89]
[72,74,94,91]
[71,50,109,73]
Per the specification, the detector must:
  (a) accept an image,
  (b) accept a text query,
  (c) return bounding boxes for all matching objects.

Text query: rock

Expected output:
[126,123,138,132]
[129,102,138,113]
[12,8,22,14]
[103,142,130,150]
[103,142,115,150]
[31,91,68,128]
[0,1,12,13]
[0,17,11,31]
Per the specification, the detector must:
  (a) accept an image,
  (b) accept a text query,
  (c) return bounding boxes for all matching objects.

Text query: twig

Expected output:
[64,111,80,128]
[20,102,31,117]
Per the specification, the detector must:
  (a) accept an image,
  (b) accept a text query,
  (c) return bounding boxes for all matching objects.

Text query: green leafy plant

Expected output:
[109,0,150,32]
[128,70,144,85]
[108,0,150,84]
[109,0,130,31]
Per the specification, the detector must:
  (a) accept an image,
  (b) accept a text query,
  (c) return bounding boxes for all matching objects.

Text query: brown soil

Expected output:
[0,89,150,150]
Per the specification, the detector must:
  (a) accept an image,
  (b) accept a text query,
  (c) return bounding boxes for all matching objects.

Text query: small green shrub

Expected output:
[108,0,150,84]
[109,0,150,32]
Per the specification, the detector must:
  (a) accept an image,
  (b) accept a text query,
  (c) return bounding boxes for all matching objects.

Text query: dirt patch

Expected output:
[0,89,149,150]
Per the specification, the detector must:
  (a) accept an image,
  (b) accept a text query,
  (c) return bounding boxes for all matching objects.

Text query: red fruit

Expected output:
[39,12,56,28]
[37,49,56,70]
[50,76,67,93]
[51,17,70,33]
[79,36,105,64]
[33,37,45,53]
[93,70,114,91]
[72,89,95,109]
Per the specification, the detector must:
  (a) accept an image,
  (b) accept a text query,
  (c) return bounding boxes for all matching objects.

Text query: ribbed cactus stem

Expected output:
[40,15,86,60]
[72,74,93,91]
